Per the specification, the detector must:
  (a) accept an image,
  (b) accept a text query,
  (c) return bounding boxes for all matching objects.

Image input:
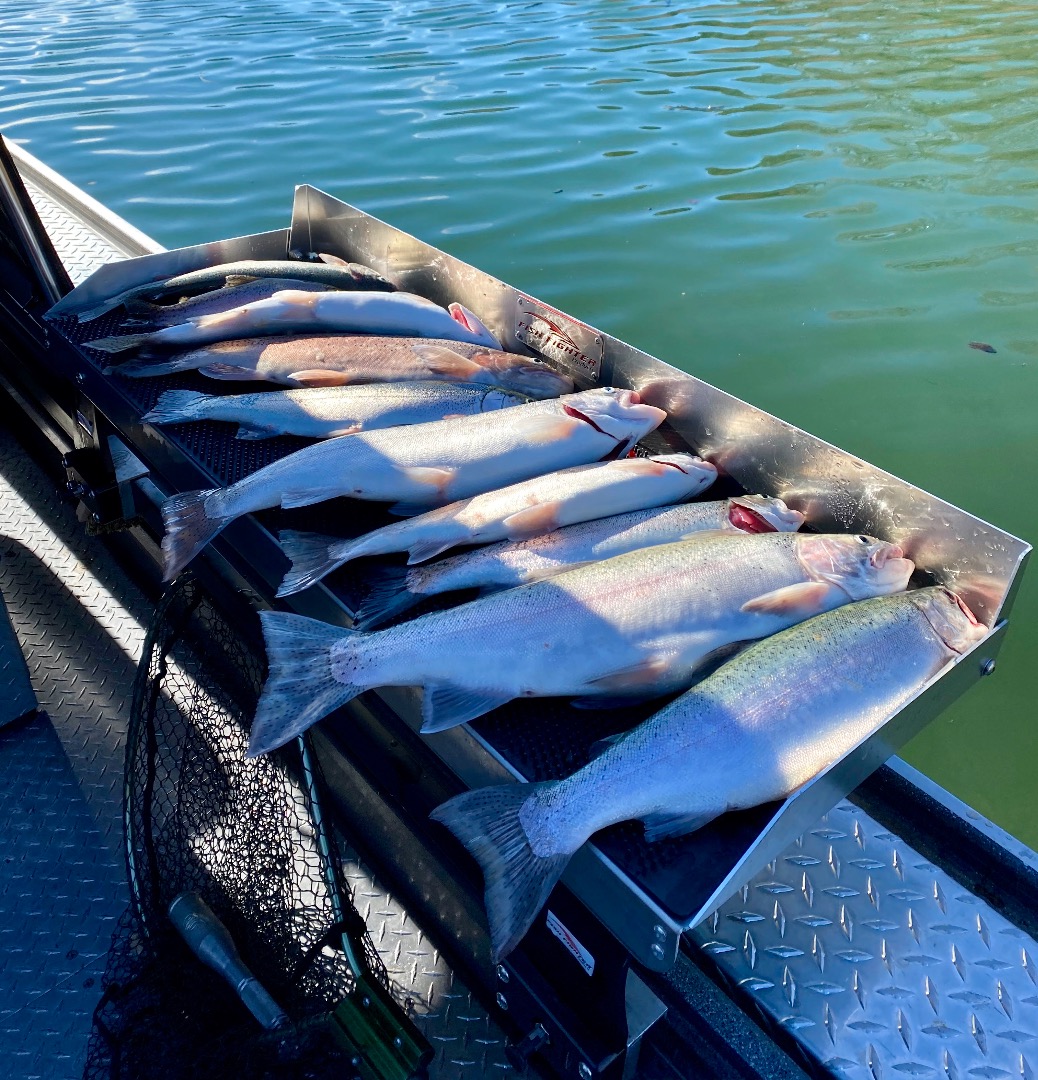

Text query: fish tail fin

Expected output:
[431,782,569,961]
[75,298,123,323]
[160,488,228,581]
[352,564,420,629]
[83,333,152,354]
[142,389,210,426]
[248,611,364,756]
[276,530,373,596]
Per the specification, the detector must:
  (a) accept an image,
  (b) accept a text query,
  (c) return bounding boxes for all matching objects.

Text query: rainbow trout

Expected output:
[86,289,501,353]
[350,494,803,629]
[66,255,395,322]
[106,336,573,399]
[142,382,527,441]
[160,387,665,580]
[431,586,987,960]
[247,531,913,754]
[276,452,719,597]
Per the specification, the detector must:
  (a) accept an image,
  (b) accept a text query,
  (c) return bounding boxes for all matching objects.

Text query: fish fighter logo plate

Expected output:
[545,910,596,976]
[515,296,603,384]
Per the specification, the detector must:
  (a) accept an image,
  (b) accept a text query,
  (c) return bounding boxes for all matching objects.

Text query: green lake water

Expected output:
[2,0,1036,843]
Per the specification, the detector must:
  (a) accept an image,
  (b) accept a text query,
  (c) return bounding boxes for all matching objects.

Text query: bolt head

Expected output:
[980,658,996,676]
[578,1063,593,1080]
[495,991,508,1011]
[495,964,510,984]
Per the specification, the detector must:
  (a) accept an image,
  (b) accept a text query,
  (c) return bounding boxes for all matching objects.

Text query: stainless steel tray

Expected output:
[48,185,1031,972]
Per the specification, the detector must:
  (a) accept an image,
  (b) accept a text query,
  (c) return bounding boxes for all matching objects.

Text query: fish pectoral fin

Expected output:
[199,363,270,381]
[323,425,363,437]
[678,528,731,542]
[585,655,671,692]
[410,344,484,379]
[234,425,278,440]
[740,581,833,618]
[502,503,561,540]
[288,369,352,386]
[402,465,455,496]
[420,682,515,732]
[527,414,583,444]
[642,809,720,842]
[316,252,348,266]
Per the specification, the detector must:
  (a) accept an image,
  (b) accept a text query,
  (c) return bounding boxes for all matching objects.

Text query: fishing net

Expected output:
[84,572,388,1080]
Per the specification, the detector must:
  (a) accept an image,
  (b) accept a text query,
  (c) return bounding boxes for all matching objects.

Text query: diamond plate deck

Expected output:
[21,177,132,286]
[690,800,1038,1078]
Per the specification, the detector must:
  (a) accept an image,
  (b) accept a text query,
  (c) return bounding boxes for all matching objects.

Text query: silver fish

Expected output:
[430,586,988,960]
[276,452,719,597]
[141,382,527,441]
[85,290,501,353]
[106,336,573,400]
[105,277,339,329]
[66,254,395,322]
[247,531,913,755]
[350,494,803,629]
[160,387,665,581]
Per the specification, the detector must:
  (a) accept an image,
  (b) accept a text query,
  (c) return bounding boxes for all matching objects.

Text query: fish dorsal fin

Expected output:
[740,580,833,618]
[199,363,270,381]
[286,369,352,386]
[642,808,720,842]
[502,503,561,540]
[410,344,483,379]
[420,682,515,732]
[316,252,349,266]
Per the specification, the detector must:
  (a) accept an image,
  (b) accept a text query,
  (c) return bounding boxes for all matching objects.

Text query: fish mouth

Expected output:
[870,542,905,567]
[728,503,777,533]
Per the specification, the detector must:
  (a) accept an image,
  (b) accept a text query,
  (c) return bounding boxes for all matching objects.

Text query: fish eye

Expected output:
[856,534,870,543]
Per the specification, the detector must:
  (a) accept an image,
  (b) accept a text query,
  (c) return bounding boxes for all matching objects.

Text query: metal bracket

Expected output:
[494,887,666,1079]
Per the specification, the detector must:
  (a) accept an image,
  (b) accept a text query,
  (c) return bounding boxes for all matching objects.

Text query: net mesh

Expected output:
[85,572,388,1079]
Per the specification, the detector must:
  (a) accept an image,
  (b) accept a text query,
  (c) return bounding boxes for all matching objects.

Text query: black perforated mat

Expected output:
[52,306,775,929]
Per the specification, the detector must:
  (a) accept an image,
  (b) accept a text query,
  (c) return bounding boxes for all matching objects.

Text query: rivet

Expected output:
[495,964,510,984]
[980,658,996,676]
[650,942,665,960]
[496,991,508,1011]
[653,924,667,941]
[578,1063,593,1080]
